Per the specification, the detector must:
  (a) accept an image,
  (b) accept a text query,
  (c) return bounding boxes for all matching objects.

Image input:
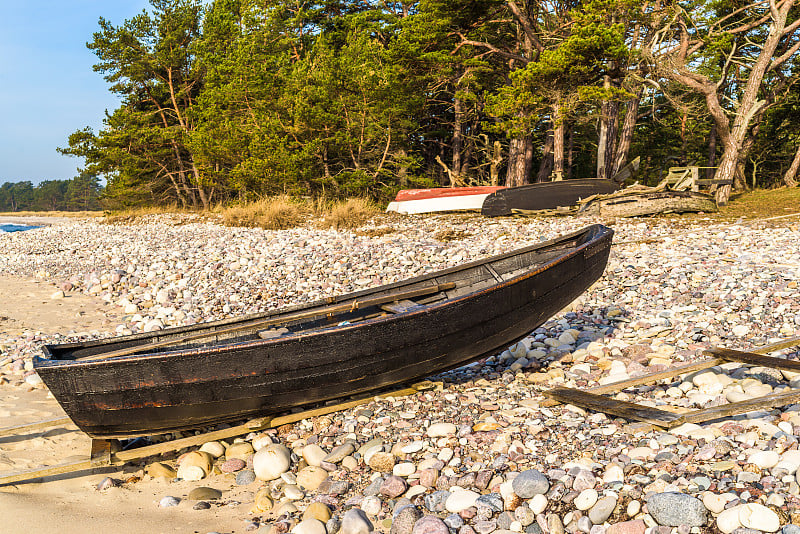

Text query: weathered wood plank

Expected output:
[0,459,94,486]
[541,358,724,408]
[705,347,800,371]
[682,389,800,425]
[78,282,456,361]
[0,416,72,438]
[380,300,420,314]
[543,387,683,427]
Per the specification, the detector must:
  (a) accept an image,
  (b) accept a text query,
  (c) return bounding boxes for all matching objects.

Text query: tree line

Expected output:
[0,174,102,212]
[58,0,800,209]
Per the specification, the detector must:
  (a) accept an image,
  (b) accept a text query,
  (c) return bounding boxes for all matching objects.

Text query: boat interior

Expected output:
[41,228,596,363]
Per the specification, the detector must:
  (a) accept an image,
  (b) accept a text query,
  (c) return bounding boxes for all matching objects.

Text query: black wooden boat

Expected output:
[34,224,613,438]
[481,179,621,217]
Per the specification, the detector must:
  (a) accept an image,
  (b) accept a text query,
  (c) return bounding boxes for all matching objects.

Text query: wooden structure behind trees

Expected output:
[52,0,800,207]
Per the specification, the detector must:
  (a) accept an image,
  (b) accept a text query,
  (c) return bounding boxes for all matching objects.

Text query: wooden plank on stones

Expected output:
[0,416,72,438]
[543,387,683,427]
[541,358,724,408]
[681,388,800,425]
[0,459,94,486]
[704,347,800,371]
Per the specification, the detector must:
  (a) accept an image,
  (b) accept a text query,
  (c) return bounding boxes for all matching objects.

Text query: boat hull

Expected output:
[35,225,613,438]
[387,186,504,214]
[481,179,620,217]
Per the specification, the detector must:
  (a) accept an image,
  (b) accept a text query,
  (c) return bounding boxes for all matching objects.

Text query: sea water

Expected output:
[0,223,40,232]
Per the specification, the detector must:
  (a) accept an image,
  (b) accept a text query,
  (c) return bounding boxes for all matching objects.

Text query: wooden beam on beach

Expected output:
[0,416,72,438]
[540,336,800,426]
[0,380,439,486]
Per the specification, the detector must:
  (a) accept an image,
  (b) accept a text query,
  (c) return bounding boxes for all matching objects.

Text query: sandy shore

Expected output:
[0,274,247,534]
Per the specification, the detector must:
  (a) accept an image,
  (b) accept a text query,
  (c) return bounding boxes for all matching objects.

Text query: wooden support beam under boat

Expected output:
[0,380,440,486]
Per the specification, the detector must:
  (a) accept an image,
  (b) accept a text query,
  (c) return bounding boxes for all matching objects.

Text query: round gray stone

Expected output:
[341,508,374,534]
[512,469,550,498]
[646,492,708,527]
[236,469,256,485]
[588,495,617,524]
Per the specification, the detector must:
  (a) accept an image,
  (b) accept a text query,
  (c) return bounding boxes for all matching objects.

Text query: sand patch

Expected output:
[0,275,121,336]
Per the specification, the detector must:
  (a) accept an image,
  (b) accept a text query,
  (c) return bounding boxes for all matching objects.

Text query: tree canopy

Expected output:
[57,0,800,208]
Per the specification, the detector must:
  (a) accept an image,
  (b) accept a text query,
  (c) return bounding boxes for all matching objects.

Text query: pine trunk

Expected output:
[452,98,464,184]
[611,89,642,177]
[535,132,554,183]
[553,105,565,181]
[783,143,800,187]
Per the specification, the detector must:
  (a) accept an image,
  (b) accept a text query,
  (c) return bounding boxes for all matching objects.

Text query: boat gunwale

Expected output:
[35,224,612,368]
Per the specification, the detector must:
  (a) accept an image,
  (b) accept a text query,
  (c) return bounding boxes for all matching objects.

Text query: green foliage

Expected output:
[0,175,102,212]
[59,0,800,204]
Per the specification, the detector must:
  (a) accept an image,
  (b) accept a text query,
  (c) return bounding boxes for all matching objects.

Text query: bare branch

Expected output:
[506,1,544,53]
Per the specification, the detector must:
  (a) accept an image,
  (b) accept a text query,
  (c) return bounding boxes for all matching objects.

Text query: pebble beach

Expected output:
[2,212,800,534]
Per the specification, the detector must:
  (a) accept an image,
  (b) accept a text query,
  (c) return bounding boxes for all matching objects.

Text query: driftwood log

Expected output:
[511,181,718,219]
[578,190,717,217]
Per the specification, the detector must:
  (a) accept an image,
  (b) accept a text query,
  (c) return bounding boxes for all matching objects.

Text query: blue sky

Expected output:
[0,1,152,184]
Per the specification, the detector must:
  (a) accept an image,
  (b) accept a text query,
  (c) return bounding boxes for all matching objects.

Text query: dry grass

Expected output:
[719,186,800,220]
[102,205,190,224]
[318,198,379,230]
[656,186,800,225]
[221,196,307,230]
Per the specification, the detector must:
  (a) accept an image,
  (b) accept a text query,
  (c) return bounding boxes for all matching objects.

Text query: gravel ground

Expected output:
[2,212,800,534]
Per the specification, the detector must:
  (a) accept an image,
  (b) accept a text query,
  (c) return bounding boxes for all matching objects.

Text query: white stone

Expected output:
[574,489,598,510]
[401,441,424,454]
[732,324,750,337]
[50,290,65,299]
[445,489,480,513]
[529,494,548,515]
[702,492,729,514]
[438,447,454,462]
[739,503,780,532]
[199,441,226,458]
[393,462,416,477]
[716,506,742,534]
[427,422,457,437]
[780,450,800,472]
[726,390,753,403]
[284,485,305,500]
[253,443,292,481]
[626,500,640,517]
[302,444,327,467]
[341,508,374,534]
[405,485,427,499]
[360,496,382,516]
[602,464,624,484]
[747,450,780,469]
[293,519,327,534]
[177,464,206,482]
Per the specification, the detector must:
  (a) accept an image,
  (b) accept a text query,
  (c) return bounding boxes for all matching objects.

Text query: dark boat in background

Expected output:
[35,224,613,439]
[481,179,621,217]
[481,158,640,217]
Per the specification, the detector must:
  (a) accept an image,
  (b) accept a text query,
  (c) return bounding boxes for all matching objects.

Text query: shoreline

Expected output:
[1,213,800,534]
